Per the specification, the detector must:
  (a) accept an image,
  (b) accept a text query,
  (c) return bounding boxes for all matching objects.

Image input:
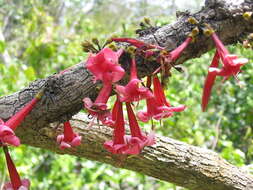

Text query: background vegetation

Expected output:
[0,0,252,189]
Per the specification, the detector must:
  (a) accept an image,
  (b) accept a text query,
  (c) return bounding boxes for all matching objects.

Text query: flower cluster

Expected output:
[83,33,192,154]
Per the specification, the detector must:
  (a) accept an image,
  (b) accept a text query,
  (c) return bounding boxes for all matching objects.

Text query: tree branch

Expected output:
[0,0,253,190]
[19,113,253,190]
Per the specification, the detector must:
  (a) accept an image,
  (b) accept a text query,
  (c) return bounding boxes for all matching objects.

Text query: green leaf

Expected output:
[0,40,5,53]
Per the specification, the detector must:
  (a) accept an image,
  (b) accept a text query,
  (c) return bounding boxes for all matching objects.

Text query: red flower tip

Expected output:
[86,47,125,83]
[56,121,82,149]
[3,146,30,190]
[115,59,153,102]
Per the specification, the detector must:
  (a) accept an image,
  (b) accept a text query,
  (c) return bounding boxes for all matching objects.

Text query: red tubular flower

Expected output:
[104,97,128,154]
[210,33,248,79]
[3,146,30,190]
[0,92,42,146]
[111,38,164,50]
[201,50,219,111]
[115,58,153,102]
[201,32,248,111]
[86,47,125,83]
[84,47,126,123]
[137,76,186,122]
[57,121,82,149]
[168,36,192,62]
[123,102,155,155]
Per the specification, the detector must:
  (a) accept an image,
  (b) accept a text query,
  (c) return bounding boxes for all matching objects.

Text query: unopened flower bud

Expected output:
[92,38,99,45]
[203,28,214,36]
[107,42,117,51]
[188,17,198,25]
[243,12,252,20]
[81,40,92,48]
[144,17,151,25]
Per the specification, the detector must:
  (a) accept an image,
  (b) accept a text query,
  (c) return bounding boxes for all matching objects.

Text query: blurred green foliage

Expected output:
[0,0,252,189]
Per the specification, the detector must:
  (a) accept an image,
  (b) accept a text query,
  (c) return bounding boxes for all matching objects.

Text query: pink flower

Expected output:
[115,58,153,102]
[56,121,82,149]
[104,98,155,155]
[83,82,112,124]
[123,102,155,155]
[210,33,248,79]
[3,146,30,190]
[104,97,129,154]
[86,48,125,83]
[201,32,248,111]
[0,94,41,146]
[137,76,186,122]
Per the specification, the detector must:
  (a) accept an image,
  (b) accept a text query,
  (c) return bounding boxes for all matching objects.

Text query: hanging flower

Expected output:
[137,76,186,122]
[56,121,82,149]
[84,47,125,124]
[115,58,153,102]
[123,102,155,155]
[201,30,248,111]
[104,97,129,154]
[209,32,248,79]
[2,146,30,190]
[0,91,43,146]
[86,47,125,83]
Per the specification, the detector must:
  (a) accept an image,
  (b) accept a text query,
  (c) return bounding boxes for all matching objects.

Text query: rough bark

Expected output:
[0,0,253,190]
